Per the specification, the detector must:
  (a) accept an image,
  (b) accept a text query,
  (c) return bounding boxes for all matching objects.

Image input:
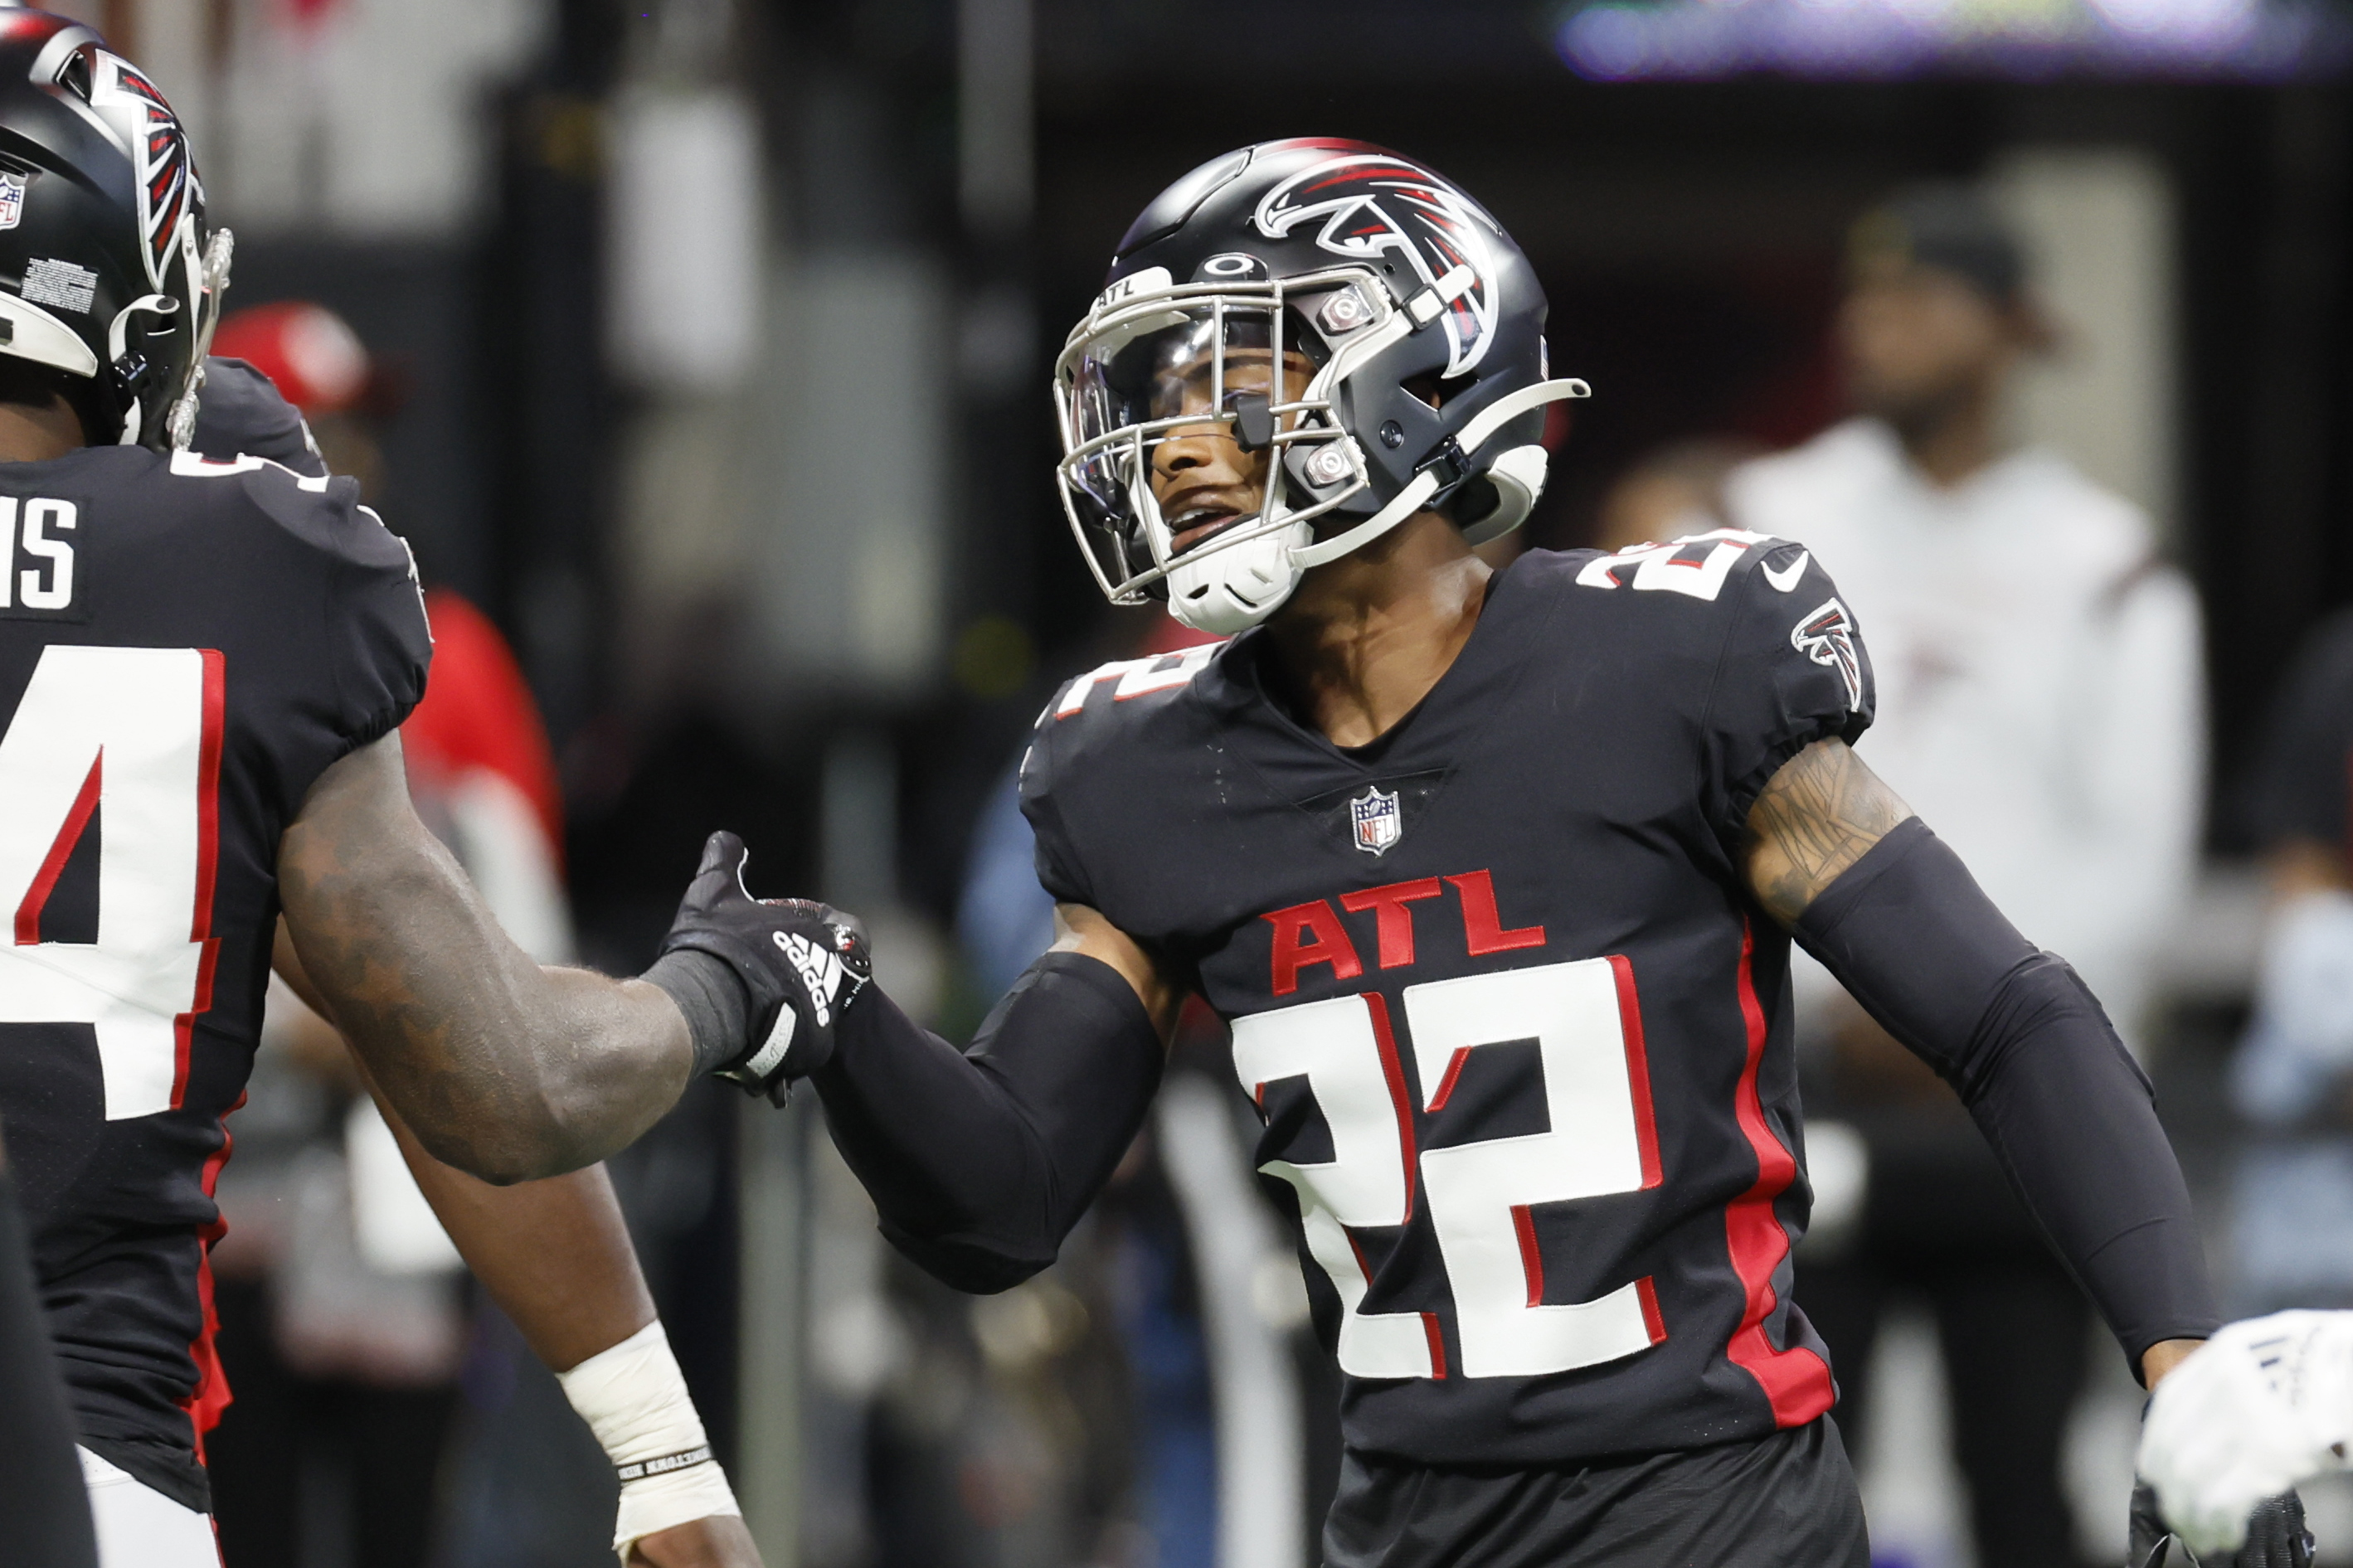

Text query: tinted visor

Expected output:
[1066,306,1323,522]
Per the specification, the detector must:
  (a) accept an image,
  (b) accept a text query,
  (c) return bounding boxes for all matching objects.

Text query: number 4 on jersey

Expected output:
[0,645,221,1119]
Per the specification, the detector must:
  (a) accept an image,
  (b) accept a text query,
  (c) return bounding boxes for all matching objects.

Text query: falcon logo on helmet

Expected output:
[1052,138,1589,637]
[0,13,232,451]
[1791,598,1864,710]
[90,53,195,290]
[1252,153,1501,379]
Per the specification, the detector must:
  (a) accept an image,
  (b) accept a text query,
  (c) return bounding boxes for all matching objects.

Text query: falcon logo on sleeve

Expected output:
[1791,598,1863,709]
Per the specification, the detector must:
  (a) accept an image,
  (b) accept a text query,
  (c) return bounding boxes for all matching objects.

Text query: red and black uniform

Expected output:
[0,385,429,1512]
[1021,538,1864,1476]
[810,531,2215,1566]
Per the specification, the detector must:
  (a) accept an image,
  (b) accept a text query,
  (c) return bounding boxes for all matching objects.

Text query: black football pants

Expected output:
[1322,1416,1869,1568]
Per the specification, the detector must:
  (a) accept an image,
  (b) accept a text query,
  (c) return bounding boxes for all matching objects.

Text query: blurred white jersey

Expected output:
[1726,417,2205,1044]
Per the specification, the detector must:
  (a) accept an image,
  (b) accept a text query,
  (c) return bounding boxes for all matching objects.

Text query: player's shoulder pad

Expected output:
[1020,640,1224,799]
[164,448,419,586]
[191,357,328,478]
[1563,532,1865,711]
[1567,527,1816,607]
[1038,641,1225,731]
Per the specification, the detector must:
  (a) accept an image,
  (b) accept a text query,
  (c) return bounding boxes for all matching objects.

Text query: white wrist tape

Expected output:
[556,1320,741,1564]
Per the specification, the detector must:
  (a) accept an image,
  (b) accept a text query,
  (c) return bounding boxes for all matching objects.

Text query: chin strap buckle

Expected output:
[1415,437,1470,494]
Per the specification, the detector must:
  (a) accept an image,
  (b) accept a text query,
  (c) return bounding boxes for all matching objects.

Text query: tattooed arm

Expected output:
[1740,736,1915,924]
[1740,736,2215,1384]
[275,732,697,1182]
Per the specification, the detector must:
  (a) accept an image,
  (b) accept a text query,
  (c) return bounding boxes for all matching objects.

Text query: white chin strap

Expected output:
[1159,376,1590,635]
[1291,377,1588,569]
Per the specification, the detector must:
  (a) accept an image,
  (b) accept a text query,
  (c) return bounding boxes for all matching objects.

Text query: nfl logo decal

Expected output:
[0,172,26,232]
[1350,785,1402,857]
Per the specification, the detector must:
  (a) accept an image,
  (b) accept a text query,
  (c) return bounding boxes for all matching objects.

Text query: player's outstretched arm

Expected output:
[1739,732,1917,923]
[1743,737,2217,1387]
[278,731,698,1183]
[807,901,1184,1293]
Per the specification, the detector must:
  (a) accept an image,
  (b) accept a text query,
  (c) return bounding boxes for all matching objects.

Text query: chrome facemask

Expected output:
[1052,265,1410,632]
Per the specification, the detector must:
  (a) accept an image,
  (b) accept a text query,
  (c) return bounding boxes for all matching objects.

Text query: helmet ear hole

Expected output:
[56,47,92,102]
[1402,369,1455,411]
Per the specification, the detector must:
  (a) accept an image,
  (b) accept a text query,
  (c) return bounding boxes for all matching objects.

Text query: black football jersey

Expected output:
[1022,533,1874,1467]
[0,386,429,1502]
[192,357,330,479]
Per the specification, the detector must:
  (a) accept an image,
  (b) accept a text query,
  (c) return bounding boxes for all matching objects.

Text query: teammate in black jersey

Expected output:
[686,139,2315,1565]
[0,12,843,1561]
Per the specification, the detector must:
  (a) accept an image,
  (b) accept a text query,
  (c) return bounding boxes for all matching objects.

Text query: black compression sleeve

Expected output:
[0,1172,99,1566]
[1795,818,2221,1373]
[811,951,1164,1293]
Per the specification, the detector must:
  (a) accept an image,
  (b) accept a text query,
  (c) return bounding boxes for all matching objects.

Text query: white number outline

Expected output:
[1233,954,1666,1381]
[1573,527,1769,600]
[0,644,223,1119]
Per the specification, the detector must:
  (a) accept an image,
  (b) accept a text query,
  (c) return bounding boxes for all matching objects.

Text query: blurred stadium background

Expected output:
[51,0,2353,1565]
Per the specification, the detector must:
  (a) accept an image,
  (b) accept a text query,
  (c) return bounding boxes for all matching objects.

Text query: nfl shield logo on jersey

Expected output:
[1350,785,1402,857]
[0,172,26,231]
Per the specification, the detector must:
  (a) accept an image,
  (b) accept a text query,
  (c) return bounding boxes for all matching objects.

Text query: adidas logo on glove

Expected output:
[775,929,847,1027]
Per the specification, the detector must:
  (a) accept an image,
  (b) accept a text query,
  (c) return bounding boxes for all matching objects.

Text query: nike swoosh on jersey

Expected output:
[1761,551,1810,593]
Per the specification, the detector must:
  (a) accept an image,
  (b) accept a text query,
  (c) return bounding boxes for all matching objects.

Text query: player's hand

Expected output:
[2138,1313,2353,1557]
[2130,1480,2312,1567]
[657,831,871,1104]
[627,1513,763,1567]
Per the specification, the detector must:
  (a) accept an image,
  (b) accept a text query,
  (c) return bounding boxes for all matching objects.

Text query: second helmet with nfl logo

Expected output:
[0,9,229,450]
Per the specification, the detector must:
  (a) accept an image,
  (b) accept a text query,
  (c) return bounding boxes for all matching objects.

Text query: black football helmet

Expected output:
[0,8,229,450]
[1053,138,1587,634]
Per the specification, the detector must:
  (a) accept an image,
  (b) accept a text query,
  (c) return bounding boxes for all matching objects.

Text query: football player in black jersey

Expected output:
[692,139,2313,1566]
[0,12,848,1562]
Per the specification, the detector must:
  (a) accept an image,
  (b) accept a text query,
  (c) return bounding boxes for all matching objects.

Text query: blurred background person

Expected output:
[1725,186,2206,1568]
[2227,607,2353,1317]
[1591,436,1765,554]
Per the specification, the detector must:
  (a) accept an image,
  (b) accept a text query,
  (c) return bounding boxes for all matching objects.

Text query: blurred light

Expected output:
[956,284,1036,396]
[1554,0,2348,77]
[959,0,1033,240]
[605,87,764,393]
[951,614,1036,700]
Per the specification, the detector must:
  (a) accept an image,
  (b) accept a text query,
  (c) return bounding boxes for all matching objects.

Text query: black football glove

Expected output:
[655,830,871,1104]
[2131,1480,2313,1568]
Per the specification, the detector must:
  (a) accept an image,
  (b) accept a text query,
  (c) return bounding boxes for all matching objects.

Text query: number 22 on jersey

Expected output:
[0,645,221,1120]
[1232,955,1664,1381]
